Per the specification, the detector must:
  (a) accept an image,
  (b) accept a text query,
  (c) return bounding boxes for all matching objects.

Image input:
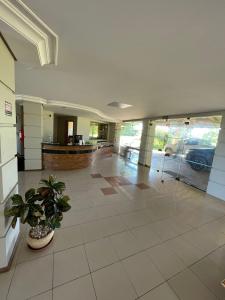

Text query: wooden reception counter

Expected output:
[42,143,113,170]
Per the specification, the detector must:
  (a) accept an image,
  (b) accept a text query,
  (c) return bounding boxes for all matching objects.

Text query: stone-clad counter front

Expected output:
[42,144,113,170]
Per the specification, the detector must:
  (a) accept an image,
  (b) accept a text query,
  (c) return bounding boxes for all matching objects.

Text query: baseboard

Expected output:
[0,234,20,273]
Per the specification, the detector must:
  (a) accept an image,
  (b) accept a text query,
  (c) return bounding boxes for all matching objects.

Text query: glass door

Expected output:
[150,116,221,191]
[119,121,143,164]
[178,116,221,191]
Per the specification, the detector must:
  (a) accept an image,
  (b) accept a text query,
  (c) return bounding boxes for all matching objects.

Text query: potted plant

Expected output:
[5,175,71,249]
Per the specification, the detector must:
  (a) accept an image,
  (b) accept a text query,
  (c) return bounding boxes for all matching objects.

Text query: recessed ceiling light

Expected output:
[107,101,132,109]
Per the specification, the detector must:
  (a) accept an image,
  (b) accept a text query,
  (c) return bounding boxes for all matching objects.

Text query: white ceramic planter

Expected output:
[27,230,54,250]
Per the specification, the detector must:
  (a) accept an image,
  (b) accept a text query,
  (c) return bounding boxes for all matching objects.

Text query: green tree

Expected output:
[121,122,138,136]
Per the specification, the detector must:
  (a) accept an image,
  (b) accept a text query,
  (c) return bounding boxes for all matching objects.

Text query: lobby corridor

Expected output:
[2,155,225,300]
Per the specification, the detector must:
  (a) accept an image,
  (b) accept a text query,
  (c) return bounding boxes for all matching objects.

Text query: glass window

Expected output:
[89,122,99,138]
[150,115,222,191]
[120,121,143,148]
[67,121,74,136]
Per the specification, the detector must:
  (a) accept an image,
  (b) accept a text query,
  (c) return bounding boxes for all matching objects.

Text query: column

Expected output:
[207,113,225,200]
[112,123,121,153]
[23,102,43,170]
[0,35,19,270]
[138,120,156,167]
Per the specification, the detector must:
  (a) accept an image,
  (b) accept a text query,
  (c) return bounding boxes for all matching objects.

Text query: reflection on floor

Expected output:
[2,155,225,299]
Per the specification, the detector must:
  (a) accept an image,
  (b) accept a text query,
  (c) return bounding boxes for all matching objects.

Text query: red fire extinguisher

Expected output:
[19,128,24,143]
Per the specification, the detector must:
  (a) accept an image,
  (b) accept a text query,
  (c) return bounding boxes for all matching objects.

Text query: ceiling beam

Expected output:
[0,0,58,66]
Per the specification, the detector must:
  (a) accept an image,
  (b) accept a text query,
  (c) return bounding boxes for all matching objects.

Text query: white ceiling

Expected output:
[2,0,225,120]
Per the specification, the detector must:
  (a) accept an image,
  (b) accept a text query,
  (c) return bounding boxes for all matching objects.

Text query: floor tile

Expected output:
[191,257,225,299]
[168,269,217,300]
[95,205,117,219]
[91,173,102,178]
[209,245,225,272]
[181,229,219,256]
[131,224,161,249]
[8,255,53,300]
[15,156,225,300]
[29,290,52,300]
[0,268,15,300]
[104,176,132,186]
[110,231,141,259]
[150,219,178,241]
[53,225,83,252]
[16,237,54,264]
[85,237,118,271]
[122,252,164,296]
[101,187,118,195]
[145,243,186,280]
[139,283,179,300]
[122,211,151,229]
[53,275,96,300]
[81,220,105,243]
[100,215,127,236]
[53,246,89,287]
[92,262,137,300]
[166,236,204,266]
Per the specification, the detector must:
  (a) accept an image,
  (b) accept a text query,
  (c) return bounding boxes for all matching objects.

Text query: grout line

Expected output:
[52,251,54,300]
[83,244,98,300]
[15,165,225,298]
[26,288,52,300]
[6,265,17,300]
[14,209,225,267]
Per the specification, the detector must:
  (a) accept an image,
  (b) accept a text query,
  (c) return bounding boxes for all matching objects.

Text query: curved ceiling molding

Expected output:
[0,0,58,66]
[16,94,119,122]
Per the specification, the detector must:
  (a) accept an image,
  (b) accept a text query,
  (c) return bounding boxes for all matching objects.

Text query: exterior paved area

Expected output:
[1,155,225,299]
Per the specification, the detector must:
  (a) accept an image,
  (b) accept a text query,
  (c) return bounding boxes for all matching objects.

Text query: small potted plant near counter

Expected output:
[5,175,71,249]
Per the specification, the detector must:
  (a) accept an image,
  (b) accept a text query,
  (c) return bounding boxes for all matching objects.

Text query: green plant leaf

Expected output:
[27,216,39,227]
[27,194,43,204]
[11,216,17,229]
[61,195,70,202]
[25,189,35,201]
[57,198,71,212]
[4,206,20,217]
[37,187,51,198]
[20,206,29,223]
[11,194,23,205]
[7,176,69,230]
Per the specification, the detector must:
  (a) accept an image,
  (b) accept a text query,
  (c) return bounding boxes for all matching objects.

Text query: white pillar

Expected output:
[113,123,122,153]
[207,113,225,200]
[23,101,43,170]
[0,36,19,270]
[138,120,156,167]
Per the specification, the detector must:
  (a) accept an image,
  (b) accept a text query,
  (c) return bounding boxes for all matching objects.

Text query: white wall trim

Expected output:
[16,94,119,122]
[0,0,58,66]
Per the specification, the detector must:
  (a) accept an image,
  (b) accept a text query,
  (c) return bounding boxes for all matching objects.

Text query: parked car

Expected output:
[185,148,215,171]
[164,138,213,155]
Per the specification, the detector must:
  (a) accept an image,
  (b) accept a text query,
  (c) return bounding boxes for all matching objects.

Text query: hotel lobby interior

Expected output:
[1,1,225,299]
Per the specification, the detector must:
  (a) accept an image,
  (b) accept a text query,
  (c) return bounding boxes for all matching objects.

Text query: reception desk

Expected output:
[42,143,113,170]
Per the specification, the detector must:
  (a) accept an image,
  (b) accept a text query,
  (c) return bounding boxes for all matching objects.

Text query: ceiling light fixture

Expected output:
[107,101,132,109]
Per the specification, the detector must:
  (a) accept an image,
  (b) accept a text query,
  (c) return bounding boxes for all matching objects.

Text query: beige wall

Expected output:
[77,117,91,140]
[0,37,15,92]
[43,110,54,142]
[24,102,43,170]
[0,36,19,269]
[54,115,77,144]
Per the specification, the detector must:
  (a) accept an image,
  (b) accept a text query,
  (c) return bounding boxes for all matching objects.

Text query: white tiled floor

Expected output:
[2,155,225,299]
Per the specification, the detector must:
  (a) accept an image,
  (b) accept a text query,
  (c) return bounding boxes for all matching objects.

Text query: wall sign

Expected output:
[5,101,12,116]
